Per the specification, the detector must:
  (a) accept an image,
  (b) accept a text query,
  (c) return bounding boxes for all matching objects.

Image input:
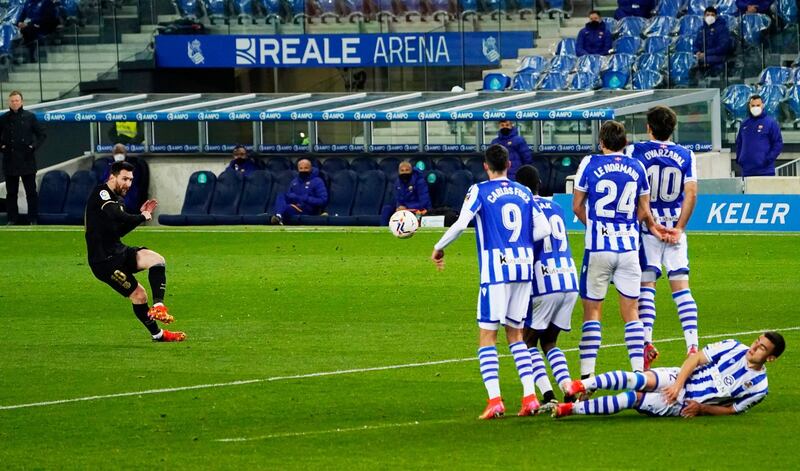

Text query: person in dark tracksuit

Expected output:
[576,10,613,57]
[271,158,328,224]
[735,95,783,177]
[693,7,732,76]
[1,91,46,225]
[380,161,432,225]
[490,120,533,181]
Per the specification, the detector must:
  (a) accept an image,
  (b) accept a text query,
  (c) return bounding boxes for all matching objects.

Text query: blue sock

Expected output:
[638,287,656,343]
[546,347,572,392]
[478,346,501,399]
[574,391,637,415]
[579,321,602,377]
[673,289,699,350]
[583,371,647,392]
[624,320,645,372]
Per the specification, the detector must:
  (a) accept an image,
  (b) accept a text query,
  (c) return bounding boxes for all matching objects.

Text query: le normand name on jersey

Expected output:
[486,185,532,204]
[592,162,642,180]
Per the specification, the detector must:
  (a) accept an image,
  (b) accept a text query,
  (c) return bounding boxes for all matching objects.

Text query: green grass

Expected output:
[0,227,798,469]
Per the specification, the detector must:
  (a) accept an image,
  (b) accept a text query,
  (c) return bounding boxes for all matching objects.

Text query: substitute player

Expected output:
[547,331,785,418]
[626,106,699,366]
[85,161,185,342]
[516,165,579,404]
[431,145,551,419]
[573,121,666,379]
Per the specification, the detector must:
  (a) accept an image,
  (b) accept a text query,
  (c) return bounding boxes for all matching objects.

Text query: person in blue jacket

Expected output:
[490,120,533,181]
[693,7,732,75]
[225,145,259,177]
[380,161,432,225]
[271,158,328,224]
[576,10,613,57]
[736,0,774,14]
[735,95,783,177]
[17,0,59,62]
[614,0,655,20]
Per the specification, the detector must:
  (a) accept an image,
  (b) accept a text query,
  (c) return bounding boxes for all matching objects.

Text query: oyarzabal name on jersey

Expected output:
[643,148,686,166]
[487,186,531,203]
[593,163,640,180]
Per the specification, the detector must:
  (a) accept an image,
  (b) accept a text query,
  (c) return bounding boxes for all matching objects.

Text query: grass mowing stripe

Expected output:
[2,325,797,412]
[216,419,461,443]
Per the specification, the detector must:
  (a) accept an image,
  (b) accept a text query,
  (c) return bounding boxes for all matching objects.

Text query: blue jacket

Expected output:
[286,167,328,214]
[576,22,613,56]
[736,0,774,14]
[226,157,259,177]
[490,127,533,180]
[614,0,655,19]
[736,113,783,177]
[693,17,732,67]
[393,169,432,211]
[20,0,58,29]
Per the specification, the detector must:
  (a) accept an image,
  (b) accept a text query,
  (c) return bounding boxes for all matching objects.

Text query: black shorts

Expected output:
[89,246,145,297]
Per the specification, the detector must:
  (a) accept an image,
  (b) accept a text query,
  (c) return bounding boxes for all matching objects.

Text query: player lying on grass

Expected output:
[546,332,784,418]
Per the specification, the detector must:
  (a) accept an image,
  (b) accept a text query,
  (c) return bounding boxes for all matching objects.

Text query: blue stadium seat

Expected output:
[426,170,447,208]
[548,54,577,74]
[722,84,755,122]
[612,36,642,55]
[554,38,577,57]
[614,16,647,37]
[265,156,292,173]
[443,170,474,210]
[483,73,511,91]
[633,69,664,89]
[173,0,203,19]
[267,169,294,212]
[687,0,712,15]
[297,170,357,225]
[758,84,786,118]
[258,0,283,22]
[410,156,434,173]
[759,66,792,85]
[655,0,681,17]
[669,52,697,87]
[321,157,350,175]
[741,13,771,47]
[674,35,696,53]
[602,17,617,34]
[715,0,738,15]
[601,53,635,89]
[39,171,97,225]
[200,170,244,225]
[202,0,227,23]
[571,72,600,90]
[351,156,380,173]
[576,54,603,75]
[678,15,703,37]
[232,0,256,23]
[465,156,487,182]
[515,55,549,74]
[36,171,70,222]
[644,16,678,37]
[721,14,739,36]
[550,156,580,195]
[435,156,464,174]
[334,170,386,226]
[537,71,569,90]
[378,157,400,180]
[643,36,671,54]
[512,72,539,91]
[235,170,273,225]
[777,0,798,24]
[159,171,216,225]
[785,85,800,127]
[636,53,668,71]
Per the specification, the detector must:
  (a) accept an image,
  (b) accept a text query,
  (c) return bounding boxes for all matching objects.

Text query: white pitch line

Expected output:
[216,419,459,443]
[1,326,798,412]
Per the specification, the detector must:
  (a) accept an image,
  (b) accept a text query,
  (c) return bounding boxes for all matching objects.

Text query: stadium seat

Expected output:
[759,66,792,85]
[265,156,293,173]
[614,16,647,37]
[202,0,227,23]
[553,38,577,57]
[777,0,798,24]
[296,169,357,225]
[232,0,256,23]
[258,0,283,22]
[548,55,577,74]
[39,171,98,225]
[550,156,580,194]
[515,55,549,74]
[722,84,755,123]
[537,71,569,90]
[678,15,704,37]
[643,16,678,37]
[426,170,447,208]
[673,36,695,53]
[197,170,244,225]
[602,17,617,33]
[636,53,667,72]
[532,158,552,195]
[410,156,434,173]
[321,157,350,175]
[159,171,216,226]
[687,0,712,15]
[91,158,110,184]
[512,72,539,91]
[235,170,273,225]
[633,69,664,89]
[715,0,738,15]
[612,37,642,55]
[669,52,697,87]
[334,170,386,226]
[601,53,635,89]
[174,0,203,19]
[36,171,70,222]
[378,157,400,180]
[435,156,464,175]
[570,72,600,90]
[351,156,379,173]
[576,54,603,75]
[741,13,771,47]
[655,0,681,17]
[643,36,671,55]
[442,170,474,210]
[466,156,488,182]
[785,85,800,127]
[483,73,511,91]
[758,84,786,118]
[267,169,295,213]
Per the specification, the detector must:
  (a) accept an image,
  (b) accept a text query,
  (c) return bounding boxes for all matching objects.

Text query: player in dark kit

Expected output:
[85,161,186,342]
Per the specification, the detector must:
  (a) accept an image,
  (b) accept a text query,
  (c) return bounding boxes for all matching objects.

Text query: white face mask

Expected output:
[113,153,125,162]
[750,106,763,117]
[704,15,716,26]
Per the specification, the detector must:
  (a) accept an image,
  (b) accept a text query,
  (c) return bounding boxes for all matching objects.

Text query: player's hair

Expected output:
[8,90,22,99]
[749,94,763,104]
[232,144,246,153]
[498,119,511,124]
[764,331,786,358]
[646,106,677,141]
[110,161,135,176]
[599,120,627,152]
[484,144,509,172]
[515,165,541,194]
[704,6,717,14]
[589,9,601,16]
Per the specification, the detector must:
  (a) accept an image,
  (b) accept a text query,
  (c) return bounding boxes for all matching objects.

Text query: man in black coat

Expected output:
[1,91,46,225]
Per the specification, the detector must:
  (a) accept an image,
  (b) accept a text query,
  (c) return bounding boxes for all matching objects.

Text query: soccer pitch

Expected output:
[1,227,798,469]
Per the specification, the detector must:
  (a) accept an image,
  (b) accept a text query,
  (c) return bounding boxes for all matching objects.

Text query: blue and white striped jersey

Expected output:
[574,153,650,253]
[684,340,769,413]
[460,178,543,285]
[626,140,697,234]
[532,196,577,296]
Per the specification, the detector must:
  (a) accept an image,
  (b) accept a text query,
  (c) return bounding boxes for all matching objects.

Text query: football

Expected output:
[388,210,419,239]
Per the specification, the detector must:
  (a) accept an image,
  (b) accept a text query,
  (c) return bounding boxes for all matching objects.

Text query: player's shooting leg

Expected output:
[129,284,160,336]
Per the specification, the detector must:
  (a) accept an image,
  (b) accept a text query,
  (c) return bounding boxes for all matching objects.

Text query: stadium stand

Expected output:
[158,171,216,226]
[38,170,96,225]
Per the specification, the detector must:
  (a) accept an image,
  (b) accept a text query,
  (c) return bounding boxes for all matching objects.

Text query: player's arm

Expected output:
[572,189,587,225]
[681,401,736,418]
[672,180,697,241]
[662,349,709,404]
[431,186,479,270]
[531,199,551,242]
[102,201,148,233]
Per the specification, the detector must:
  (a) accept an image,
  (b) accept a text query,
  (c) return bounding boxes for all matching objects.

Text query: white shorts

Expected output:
[640,232,690,282]
[579,250,642,301]
[477,282,532,331]
[636,367,685,417]
[526,291,578,331]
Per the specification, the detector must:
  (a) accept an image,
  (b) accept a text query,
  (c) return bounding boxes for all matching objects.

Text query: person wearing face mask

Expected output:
[271,158,328,224]
[614,0,655,20]
[735,95,783,177]
[489,120,533,181]
[225,144,259,177]
[97,143,149,213]
[380,161,432,226]
[693,7,732,77]
[576,10,613,57]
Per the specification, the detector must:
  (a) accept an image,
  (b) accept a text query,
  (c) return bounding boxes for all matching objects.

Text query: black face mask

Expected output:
[299,171,311,179]
[499,127,512,136]
[399,173,412,182]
